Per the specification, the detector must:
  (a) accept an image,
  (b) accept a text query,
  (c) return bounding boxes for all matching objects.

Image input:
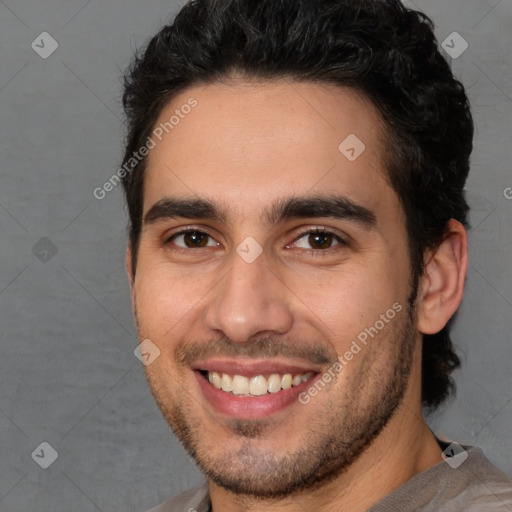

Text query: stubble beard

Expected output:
[142,298,418,500]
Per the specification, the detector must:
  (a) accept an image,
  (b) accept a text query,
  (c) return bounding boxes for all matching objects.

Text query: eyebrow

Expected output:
[143,194,377,229]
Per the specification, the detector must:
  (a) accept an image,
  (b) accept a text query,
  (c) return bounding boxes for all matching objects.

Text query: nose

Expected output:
[204,248,294,343]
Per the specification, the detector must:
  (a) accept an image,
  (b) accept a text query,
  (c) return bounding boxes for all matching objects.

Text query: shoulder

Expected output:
[144,484,210,512]
[456,446,512,510]
[370,445,512,511]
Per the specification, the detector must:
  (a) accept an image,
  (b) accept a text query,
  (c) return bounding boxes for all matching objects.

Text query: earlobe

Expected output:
[417,219,469,335]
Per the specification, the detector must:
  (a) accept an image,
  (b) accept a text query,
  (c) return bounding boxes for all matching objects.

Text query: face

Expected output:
[129,80,420,497]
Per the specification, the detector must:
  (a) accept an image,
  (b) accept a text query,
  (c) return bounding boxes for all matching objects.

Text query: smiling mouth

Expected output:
[199,370,316,397]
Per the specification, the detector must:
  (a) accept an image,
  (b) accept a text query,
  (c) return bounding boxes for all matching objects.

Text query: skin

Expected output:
[126,79,468,512]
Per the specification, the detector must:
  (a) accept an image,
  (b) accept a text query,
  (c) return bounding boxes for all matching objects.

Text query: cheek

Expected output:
[296,264,405,349]
[133,261,203,339]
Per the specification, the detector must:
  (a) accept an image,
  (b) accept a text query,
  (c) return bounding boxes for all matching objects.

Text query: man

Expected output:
[121,0,512,510]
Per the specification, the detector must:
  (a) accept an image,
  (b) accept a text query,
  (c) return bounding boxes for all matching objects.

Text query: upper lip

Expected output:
[192,358,322,377]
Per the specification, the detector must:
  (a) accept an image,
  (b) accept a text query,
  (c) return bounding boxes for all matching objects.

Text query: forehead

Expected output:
[142,80,397,225]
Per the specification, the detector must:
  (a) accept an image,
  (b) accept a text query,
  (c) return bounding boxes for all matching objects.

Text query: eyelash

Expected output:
[164,226,347,256]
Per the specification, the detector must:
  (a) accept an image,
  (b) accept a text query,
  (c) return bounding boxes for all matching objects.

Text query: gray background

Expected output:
[0,0,511,510]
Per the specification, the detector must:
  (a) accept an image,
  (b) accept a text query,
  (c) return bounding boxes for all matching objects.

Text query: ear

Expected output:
[416,219,468,335]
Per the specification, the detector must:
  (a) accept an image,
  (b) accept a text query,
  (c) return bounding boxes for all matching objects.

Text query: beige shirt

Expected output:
[145,445,512,512]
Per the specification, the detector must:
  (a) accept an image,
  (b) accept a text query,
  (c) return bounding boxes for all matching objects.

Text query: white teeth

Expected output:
[207,370,314,396]
[249,375,268,396]
[267,374,282,393]
[232,375,249,395]
[209,371,222,389]
[292,375,302,386]
[281,374,292,390]
[221,373,233,392]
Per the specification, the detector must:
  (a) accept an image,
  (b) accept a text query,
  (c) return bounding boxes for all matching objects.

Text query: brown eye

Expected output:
[293,229,343,250]
[168,230,219,249]
[308,232,334,250]
[183,231,209,247]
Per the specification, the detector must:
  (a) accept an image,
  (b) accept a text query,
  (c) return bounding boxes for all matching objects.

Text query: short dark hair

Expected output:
[121,0,473,409]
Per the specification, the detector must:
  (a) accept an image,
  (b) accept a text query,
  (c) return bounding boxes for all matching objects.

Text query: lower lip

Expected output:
[195,371,319,419]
